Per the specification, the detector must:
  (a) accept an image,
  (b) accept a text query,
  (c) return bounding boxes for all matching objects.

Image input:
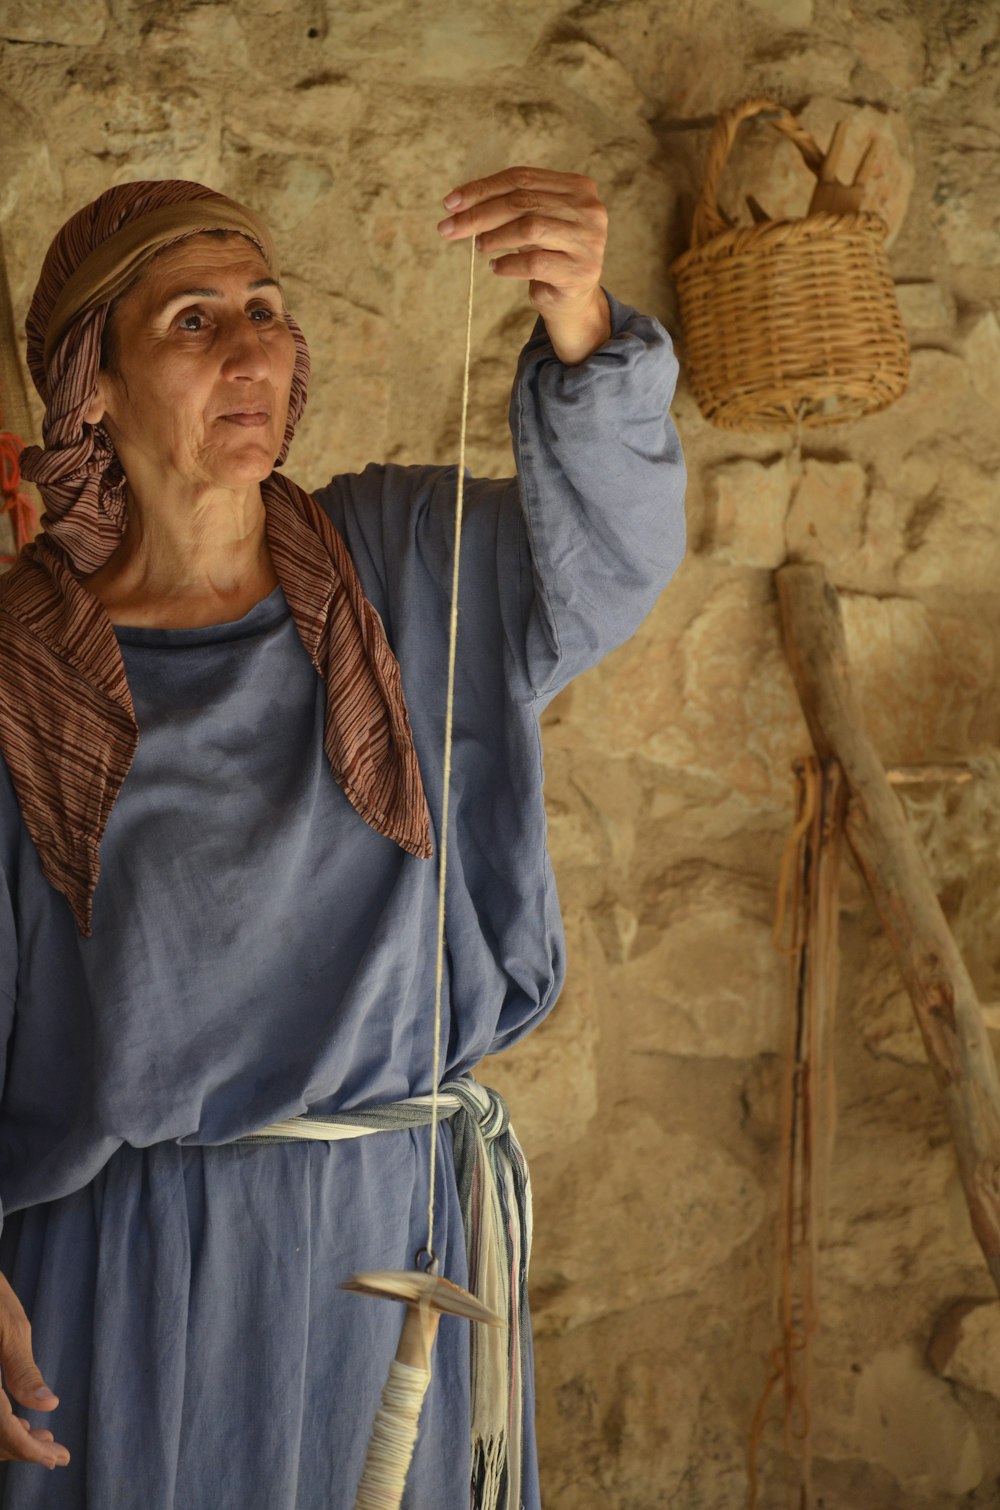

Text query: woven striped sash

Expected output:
[232,1076,532,1510]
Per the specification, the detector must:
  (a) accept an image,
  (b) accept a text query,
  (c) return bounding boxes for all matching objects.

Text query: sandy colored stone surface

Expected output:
[831,1344,983,1496]
[4,0,1000,1505]
[930,1299,1000,1399]
[894,278,956,332]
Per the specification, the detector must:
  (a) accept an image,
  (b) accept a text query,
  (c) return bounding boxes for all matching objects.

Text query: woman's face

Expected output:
[92,232,297,493]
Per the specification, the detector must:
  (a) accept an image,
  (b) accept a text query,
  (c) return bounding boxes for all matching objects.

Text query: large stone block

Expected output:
[667,576,808,799]
[699,456,791,568]
[959,308,1000,410]
[932,144,1000,268]
[753,39,856,98]
[746,0,813,24]
[929,1299,1000,1399]
[823,1116,985,1291]
[540,1343,700,1507]
[852,10,928,91]
[1,0,107,44]
[851,938,925,1065]
[621,862,787,1059]
[0,93,63,312]
[785,458,867,572]
[841,593,994,759]
[531,1111,764,1331]
[542,38,647,123]
[890,346,969,425]
[895,449,1000,595]
[848,1345,982,1494]
[895,281,956,332]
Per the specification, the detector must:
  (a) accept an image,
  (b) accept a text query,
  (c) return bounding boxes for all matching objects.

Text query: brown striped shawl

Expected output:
[1,181,432,936]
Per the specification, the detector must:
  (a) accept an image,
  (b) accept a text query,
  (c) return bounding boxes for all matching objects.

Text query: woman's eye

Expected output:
[249,306,278,324]
[178,311,206,332]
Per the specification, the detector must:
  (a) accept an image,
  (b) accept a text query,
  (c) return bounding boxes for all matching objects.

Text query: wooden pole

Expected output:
[776,562,1000,1295]
[0,225,36,447]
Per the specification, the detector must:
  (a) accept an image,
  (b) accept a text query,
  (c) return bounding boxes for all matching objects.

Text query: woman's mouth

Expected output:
[219,411,270,427]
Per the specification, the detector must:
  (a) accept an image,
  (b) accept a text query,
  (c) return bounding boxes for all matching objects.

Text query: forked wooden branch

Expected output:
[776,562,1000,1295]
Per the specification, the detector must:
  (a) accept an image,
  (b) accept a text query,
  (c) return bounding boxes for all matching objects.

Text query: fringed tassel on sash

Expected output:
[446,1078,532,1510]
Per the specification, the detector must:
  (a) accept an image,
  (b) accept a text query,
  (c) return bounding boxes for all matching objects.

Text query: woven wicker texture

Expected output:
[671,96,910,431]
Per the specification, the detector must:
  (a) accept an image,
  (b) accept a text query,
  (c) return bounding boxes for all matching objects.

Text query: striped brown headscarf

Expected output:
[1,180,432,935]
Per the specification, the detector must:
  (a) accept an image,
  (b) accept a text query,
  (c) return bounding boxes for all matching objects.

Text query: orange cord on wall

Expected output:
[0,431,39,562]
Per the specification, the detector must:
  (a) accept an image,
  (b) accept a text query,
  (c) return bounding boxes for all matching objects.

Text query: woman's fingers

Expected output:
[438,169,607,307]
[462,212,598,265]
[0,1271,70,1467]
[438,164,612,358]
[0,1272,58,1411]
[439,187,588,242]
[0,1392,70,1468]
[443,165,599,214]
[488,248,584,290]
[438,170,606,248]
[18,1423,54,1441]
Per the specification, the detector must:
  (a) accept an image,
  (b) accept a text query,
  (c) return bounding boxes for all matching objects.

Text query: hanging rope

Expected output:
[750,756,846,1510]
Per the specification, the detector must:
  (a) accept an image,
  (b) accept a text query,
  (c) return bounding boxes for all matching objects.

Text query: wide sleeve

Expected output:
[508,288,687,703]
[312,290,686,708]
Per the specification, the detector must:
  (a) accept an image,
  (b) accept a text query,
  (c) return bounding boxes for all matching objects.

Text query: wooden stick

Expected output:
[776,562,1000,1295]
[886,763,976,785]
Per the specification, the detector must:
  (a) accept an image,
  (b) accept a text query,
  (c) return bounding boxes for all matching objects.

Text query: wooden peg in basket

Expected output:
[807,120,876,217]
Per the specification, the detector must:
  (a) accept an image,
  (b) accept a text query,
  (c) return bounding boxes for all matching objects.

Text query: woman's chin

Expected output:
[205,440,283,486]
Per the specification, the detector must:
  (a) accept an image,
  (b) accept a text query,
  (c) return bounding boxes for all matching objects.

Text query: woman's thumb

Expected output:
[2,1351,58,1409]
[0,1275,58,1408]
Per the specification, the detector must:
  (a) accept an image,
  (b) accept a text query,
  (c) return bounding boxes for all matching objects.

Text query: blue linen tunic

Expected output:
[0,294,686,1508]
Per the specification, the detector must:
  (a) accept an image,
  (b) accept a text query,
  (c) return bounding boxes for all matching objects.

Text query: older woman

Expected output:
[0,171,685,1507]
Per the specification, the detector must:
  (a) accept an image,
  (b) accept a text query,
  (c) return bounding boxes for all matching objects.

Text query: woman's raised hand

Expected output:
[0,1271,70,1470]
[437,166,612,365]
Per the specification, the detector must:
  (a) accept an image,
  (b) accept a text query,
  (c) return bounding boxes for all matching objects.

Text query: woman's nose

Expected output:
[220,315,270,379]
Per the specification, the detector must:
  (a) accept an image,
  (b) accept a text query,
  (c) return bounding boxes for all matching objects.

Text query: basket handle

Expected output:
[690,96,826,250]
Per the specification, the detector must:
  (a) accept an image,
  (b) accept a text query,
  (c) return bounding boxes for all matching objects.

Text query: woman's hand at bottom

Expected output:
[0,1271,70,1469]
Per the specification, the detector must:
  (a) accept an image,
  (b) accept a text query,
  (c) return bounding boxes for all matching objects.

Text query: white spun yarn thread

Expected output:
[354,1360,432,1509]
[352,239,478,1510]
[427,236,476,1258]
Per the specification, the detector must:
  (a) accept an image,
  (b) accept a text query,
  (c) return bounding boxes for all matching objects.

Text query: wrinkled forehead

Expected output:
[115,231,282,319]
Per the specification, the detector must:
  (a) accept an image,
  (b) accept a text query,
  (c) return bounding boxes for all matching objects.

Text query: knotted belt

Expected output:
[231,1076,531,1510]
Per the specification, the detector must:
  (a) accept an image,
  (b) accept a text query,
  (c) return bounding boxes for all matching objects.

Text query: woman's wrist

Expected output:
[541,287,612,366]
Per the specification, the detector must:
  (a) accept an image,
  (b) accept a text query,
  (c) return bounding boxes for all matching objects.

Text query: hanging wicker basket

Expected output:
[670,96,910,431]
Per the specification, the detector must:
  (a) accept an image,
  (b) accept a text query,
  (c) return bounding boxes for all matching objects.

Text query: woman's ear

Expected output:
[82,373,108,427]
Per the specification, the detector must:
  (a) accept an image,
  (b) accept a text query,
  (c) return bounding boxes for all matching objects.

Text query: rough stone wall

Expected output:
[3,0,1000,1504]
